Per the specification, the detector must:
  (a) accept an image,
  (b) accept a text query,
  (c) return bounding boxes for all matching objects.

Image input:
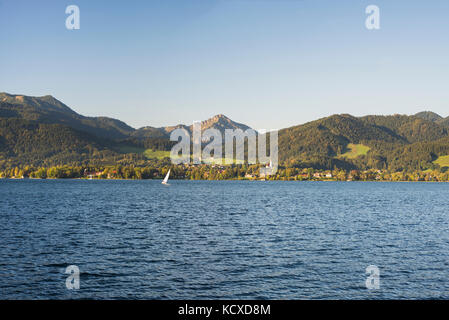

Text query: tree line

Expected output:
[2,164,449,182]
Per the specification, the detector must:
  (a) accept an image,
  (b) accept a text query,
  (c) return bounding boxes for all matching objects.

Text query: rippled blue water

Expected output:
[1,179,449,299]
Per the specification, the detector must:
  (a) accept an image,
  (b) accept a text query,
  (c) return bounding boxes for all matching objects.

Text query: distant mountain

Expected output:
[0,92,251,140]
[360,114,448,143]
[414,111,449,129]
[437,117,449,127]
[0,93,135,139]
[0,93,76,114]
[415,111,444,123]
[194,114,251,133]
[131,126,168,139]
[165,114,251,135]
[133,114,252,138]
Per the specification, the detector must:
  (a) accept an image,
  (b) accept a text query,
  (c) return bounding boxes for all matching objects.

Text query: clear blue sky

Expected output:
[1,0,449,129]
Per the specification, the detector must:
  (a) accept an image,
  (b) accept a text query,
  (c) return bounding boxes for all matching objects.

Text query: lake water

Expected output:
[0,179,448,299]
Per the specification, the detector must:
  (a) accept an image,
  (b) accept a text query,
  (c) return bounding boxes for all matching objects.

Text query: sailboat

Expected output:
[162,169,170,185]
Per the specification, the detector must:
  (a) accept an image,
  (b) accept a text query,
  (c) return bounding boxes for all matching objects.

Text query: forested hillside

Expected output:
[1,92,449,172]
[0,93,135,139]
[0,118,118,167]
[278,113,449,170]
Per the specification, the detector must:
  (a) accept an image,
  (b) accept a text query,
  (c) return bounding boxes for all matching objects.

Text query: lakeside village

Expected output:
[1,162,449,182]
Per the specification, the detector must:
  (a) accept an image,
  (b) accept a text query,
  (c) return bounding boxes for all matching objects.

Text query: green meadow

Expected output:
[143,149,171,159]
[338,143,370,159]
[116,145,171,159]
[434,155,449,168]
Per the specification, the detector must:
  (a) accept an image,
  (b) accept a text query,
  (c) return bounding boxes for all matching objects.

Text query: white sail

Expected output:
[162,169,170,184]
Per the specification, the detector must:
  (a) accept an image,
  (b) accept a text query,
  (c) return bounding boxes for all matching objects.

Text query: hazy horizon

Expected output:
[1,0,449,129]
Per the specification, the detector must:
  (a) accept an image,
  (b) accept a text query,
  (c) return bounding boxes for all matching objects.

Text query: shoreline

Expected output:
[1,177,448,183]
